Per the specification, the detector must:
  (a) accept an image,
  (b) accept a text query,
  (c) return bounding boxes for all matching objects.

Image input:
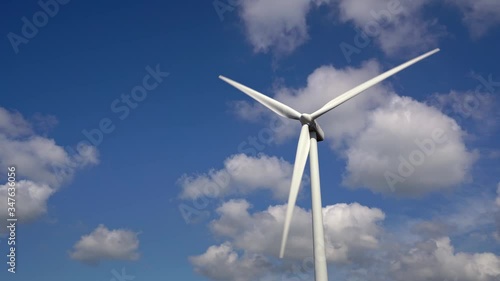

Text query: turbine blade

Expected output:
[280,124,311,258]
[219,75,301,120]
[311,48,440,119]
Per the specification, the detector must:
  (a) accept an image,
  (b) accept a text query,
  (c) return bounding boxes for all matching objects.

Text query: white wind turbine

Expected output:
[219,48,440,281]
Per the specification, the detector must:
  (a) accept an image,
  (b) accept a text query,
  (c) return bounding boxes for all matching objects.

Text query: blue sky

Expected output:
[0,0,499,280]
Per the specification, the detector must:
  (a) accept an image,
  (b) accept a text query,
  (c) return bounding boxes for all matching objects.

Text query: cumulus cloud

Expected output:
[239,0,315,55]
[390,237,500,281]
[446,0,500,38]
[190,243,273,281]
[187,190,500,281]
[0,106,99,225]
[237,0,447,56]
[236,0,500,57]
[0,180,53,222]
[334,0,445,56]
[69,224,140,265]
[178,154,298,200]
[205,199,385,263]
[343,95,478,196]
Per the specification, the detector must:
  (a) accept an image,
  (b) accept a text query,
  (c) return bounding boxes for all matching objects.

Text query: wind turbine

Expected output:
[219,48,440,281]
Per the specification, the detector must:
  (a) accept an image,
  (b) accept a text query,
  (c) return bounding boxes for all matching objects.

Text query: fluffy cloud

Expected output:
[446,0,500,38]
[239,0,315,55]
[178,154,297,200]
[69,224,140,265]
[0,180,53,222]
[237,0,446,56]
[343,95,478,196]
[205,199,385,263]
[334,0,445,56]
[190,243,273,281]
[236,0,500,57]
[0,106,99,225]
[187,190,500,281]
[390,237,500,281]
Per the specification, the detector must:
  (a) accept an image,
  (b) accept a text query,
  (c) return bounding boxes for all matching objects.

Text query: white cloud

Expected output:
[207,199,385,263]
[0,107,32,137]
[69,224,140,265]
[237,0,447,56]
[178,154,297,200]
[239,0,314,55]
[390,237,500,281]
[190,243,273,281]
[0,106,99,226]
[334,0,445,56]
[0,180,53,222]
[343,95,478,196]
[188,190,500,280]
[446,0,500,38]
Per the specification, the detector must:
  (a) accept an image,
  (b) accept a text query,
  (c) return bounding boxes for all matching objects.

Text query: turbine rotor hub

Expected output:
[299,113,313,125]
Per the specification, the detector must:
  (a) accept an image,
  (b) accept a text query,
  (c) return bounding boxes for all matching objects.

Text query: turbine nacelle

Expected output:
[300,113,325,142]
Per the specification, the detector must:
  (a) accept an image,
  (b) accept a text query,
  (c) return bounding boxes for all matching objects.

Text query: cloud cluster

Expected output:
[69,224,140,265]
[190,243,273,281]
[390,237,500,281]
[0,106,99,224]
[237,0,499,56]
[189,195,500,281]
[195,199,385,263]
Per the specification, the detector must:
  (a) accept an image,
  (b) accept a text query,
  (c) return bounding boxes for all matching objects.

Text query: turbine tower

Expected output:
[219,48,440,281]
